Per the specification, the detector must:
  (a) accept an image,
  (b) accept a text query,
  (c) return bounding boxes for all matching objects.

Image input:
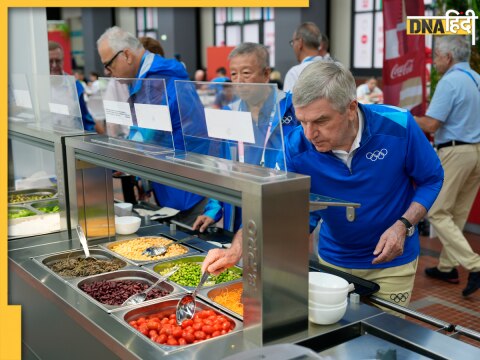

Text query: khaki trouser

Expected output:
[318,256,418,315]
[428,143,480,272]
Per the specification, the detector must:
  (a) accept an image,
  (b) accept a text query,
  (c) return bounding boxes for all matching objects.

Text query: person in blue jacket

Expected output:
[193,43,298,233]
[97,27,205,224]
[203,61,443,309]
[49,41,96,132]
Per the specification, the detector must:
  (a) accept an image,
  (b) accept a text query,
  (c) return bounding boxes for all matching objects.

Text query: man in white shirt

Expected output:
[284,22,331,92]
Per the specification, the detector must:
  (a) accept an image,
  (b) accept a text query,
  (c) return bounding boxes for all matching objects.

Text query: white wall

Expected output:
[330,1,352,67]
[116,8,136,35]
[199,8,214,68]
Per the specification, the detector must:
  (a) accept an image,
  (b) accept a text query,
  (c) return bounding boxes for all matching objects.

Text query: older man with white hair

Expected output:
[97,26,206,224]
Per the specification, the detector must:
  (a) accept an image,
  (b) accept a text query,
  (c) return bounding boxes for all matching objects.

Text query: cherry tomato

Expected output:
[156,334,167,344]
[192,322,203,331]
[137,317,146,324]
[222,321,231,331]
[147,321,159,330]
[138,324,149,335]
[181,319,193,328]
[183,332,195,344]
[148,329,158,338]
[178,338,187,345]
[169,313,176,320]
[129,320,137,327]
[212,330,221,338]
[194,330,206,340]
[202,325,214,335]
[172,326,183,339]
[167,337,179,346]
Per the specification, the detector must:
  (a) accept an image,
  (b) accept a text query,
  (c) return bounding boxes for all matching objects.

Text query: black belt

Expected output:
[436,140,472,150]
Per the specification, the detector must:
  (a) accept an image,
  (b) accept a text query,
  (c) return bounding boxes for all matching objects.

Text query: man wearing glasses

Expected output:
[96,26,206,225]
[284,22,331,93]
[48,41,97,132]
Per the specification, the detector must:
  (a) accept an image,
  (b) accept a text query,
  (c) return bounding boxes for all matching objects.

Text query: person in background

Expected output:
[174,53,186,69]
[319,33,331,59]
[203,61,443,311]
[414,35,480,297]
[73,69,88,91]
[195,42,298,245]
[283,22,331,93]
[49,41,97,132]
[269,69,283,90]
[97,26,206,224]
[139,36,165,57]
[357,77,384,104]
[211,67,230,83]
[194,68,207,82]
[88,71,102,95]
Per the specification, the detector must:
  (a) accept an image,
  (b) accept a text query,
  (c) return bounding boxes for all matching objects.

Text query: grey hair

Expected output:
[435,35,471,63]
[294,22,321,49]
[293,61,357,113]
[97,26,143,53]
[228,43,270,70]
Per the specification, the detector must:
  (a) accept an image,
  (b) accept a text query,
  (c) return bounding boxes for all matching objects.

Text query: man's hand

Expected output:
[201,229,243,275]
[372,221,406,264]
[192,215,215,233]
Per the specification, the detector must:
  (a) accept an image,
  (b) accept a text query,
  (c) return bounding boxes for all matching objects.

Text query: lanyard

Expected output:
[454,68,480,90]
[238,90,278,166]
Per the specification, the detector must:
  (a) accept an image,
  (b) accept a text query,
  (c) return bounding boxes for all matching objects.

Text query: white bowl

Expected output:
[309,299,348,325]
[309,272,349,292]
[309,298,347,309]
[309,288,349,305]
[115,216,141,235]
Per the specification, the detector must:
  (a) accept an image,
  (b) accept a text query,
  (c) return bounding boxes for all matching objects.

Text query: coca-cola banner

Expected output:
[383,0,426,115]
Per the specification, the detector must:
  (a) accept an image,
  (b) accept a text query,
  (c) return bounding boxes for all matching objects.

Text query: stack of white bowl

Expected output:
[308,272,354,325]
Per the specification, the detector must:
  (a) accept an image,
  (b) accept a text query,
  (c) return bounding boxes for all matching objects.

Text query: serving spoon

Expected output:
[142,235,197,257]
[175,271,210,325]
[121,265,179,306]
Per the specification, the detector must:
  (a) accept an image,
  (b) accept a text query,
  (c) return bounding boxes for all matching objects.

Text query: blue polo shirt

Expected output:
[426,62,480,145]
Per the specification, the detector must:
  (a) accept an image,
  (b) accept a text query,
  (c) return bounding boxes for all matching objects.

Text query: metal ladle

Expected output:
[142,235,196,257]
[76,224,90,258]
[176,271,210,325]
[121,265,179,306]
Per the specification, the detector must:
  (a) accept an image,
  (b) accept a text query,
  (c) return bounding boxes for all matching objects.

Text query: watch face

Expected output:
[407,227,415,237]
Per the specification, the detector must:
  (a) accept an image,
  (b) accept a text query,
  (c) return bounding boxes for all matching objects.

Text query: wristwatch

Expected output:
[399,217,415,237]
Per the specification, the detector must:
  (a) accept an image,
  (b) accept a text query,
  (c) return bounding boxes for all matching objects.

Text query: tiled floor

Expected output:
[407,231,480,348]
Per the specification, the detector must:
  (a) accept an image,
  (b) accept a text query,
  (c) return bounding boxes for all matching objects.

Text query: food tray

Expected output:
[71,269,182,313]
[111,297,242,354]
[32,247,134,283]
[8,187,57,204]
[143,255,243,291]
[8,199,60,218]
[100,235,199,266]
[198,280,243,320]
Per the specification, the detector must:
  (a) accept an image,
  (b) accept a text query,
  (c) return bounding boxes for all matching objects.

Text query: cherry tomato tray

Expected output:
[111,296,243,354]
[70,269,184,313]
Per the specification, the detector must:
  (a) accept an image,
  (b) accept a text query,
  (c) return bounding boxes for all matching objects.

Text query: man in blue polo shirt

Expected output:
[415,35,480,297]
[97,27,205,224]
[202,60,443,309]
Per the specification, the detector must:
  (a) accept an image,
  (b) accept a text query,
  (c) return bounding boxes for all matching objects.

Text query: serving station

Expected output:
[8,133,480,359]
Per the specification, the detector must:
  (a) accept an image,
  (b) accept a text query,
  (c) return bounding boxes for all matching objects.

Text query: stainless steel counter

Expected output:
[9,225,480,359]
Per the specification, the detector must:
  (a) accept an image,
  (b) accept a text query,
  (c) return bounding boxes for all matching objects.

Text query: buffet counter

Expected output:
[9,225,480,359]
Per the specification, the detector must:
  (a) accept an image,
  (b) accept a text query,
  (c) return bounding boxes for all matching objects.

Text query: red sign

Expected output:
[382,0,426,116]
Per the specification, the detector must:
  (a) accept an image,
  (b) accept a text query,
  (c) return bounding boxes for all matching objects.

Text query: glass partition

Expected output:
[27,74,84,133]
[8,73,35,124]
[92,77,175,155]
[175,80,287,178]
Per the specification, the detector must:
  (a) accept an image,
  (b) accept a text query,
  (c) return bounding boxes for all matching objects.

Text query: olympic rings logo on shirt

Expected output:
[390,292,409,303]
[366,148,388,161]
[282,115,293,124]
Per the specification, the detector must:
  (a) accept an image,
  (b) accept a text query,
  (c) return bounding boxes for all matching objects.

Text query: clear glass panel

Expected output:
[28,74,84,133]
[216,8,227,24]
[243,23,259,43]
[9,138,62,238]
[216,25,225,46]
[8,73,35,124]
[174,80,287,178]
[92,77,175,155]
[354,13,373,68]
[226,25,241,46]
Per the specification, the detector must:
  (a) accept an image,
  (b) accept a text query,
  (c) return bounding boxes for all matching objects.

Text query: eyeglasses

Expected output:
[289,38,299,47]
[103,50,124,71]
